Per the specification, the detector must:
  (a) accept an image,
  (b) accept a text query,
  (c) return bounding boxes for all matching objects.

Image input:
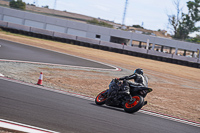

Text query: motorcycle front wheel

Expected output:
[95,90,107,105]
[124,95,144,113]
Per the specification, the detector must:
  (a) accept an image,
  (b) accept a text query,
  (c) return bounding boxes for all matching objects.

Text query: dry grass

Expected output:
[0,31,200,122]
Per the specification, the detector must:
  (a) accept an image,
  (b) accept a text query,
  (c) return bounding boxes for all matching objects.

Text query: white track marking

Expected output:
[0,119,59,133]
[0,59,121,71]
[139,110,200,128]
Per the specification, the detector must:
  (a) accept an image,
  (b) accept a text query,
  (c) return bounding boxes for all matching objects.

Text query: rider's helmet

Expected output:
[134,68,143,75]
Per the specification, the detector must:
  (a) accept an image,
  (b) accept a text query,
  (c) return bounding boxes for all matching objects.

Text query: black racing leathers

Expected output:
[117,73,148,101]
[119,73,148,87]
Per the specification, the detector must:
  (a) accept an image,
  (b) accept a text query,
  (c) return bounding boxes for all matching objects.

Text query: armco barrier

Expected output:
[7,23,30,32]
[54,32,76,40]
[100,41,123,49]
[124,45,148,54]
[0,21,199,68]
[172,55,198,63]
[77,36,100,45]
[0,21,8,27]
[147,50,173,59]
[30,27,54,36]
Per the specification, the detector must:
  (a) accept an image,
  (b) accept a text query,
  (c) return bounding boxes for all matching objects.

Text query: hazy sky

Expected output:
[22,0,196,35]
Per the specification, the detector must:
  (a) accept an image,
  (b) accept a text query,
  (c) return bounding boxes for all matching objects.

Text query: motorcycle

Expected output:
[95,79,153,113]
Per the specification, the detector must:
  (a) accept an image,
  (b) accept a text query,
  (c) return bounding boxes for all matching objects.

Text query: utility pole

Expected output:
[122,0,128,26]
[54,0,57,9]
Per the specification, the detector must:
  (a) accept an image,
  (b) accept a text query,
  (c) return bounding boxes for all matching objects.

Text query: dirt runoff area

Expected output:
[0,31,200,123]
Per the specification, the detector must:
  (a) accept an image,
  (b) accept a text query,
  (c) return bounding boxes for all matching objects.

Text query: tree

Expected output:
[186,34,200,43]
[42,5,49,8]
[168,0,200,40]
[167,0,183,38]
[177,0,200,40]
[132,25,144,29]
[9,0,26,10]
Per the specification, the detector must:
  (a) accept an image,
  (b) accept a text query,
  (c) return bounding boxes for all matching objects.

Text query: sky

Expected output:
[22,0,198,36]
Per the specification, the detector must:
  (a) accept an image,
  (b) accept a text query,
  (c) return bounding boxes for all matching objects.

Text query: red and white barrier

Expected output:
[0,73,4,77]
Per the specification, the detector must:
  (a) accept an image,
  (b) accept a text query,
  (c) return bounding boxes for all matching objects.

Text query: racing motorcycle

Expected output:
[95,79,152,113]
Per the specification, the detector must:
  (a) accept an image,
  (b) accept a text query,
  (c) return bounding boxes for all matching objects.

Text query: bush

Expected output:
[87,19,113,28]
[9,0,26,10]
[132,25,144,29]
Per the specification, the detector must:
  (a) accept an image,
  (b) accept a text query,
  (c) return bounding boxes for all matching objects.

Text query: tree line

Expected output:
[168,0,200,42]
[9,0,26,10]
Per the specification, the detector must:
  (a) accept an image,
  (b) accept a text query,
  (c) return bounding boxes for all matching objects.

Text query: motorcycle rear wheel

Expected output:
[124,95,144,113]
[95,90,107,105]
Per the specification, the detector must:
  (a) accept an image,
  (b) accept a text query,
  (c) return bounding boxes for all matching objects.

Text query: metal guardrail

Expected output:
[0,21,199,68]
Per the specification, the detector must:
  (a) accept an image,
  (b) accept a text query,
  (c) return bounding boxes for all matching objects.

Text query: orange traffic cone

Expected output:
[37,72,43,85]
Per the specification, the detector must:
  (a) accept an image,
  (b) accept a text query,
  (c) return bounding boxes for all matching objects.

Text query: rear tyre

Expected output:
[124,95,144,113]
[95,90,107,105]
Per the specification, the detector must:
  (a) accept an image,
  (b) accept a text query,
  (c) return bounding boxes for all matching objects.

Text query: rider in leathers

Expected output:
[116,68,148,102]
[117,68,148,87]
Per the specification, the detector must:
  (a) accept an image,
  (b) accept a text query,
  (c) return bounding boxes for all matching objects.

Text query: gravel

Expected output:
[0,61,132,93]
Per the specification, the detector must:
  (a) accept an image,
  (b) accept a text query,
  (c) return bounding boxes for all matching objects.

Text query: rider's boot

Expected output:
[143,101,147,106]
[128,96,136,104]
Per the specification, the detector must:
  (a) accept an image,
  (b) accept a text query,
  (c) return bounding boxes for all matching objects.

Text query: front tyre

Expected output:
[95,90,107,105]
[124,95,144,113]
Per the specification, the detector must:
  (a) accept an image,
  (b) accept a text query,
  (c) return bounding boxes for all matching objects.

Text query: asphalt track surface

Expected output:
[0,78,199,133]
[0,39,199,132]
[0,39,115,70]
